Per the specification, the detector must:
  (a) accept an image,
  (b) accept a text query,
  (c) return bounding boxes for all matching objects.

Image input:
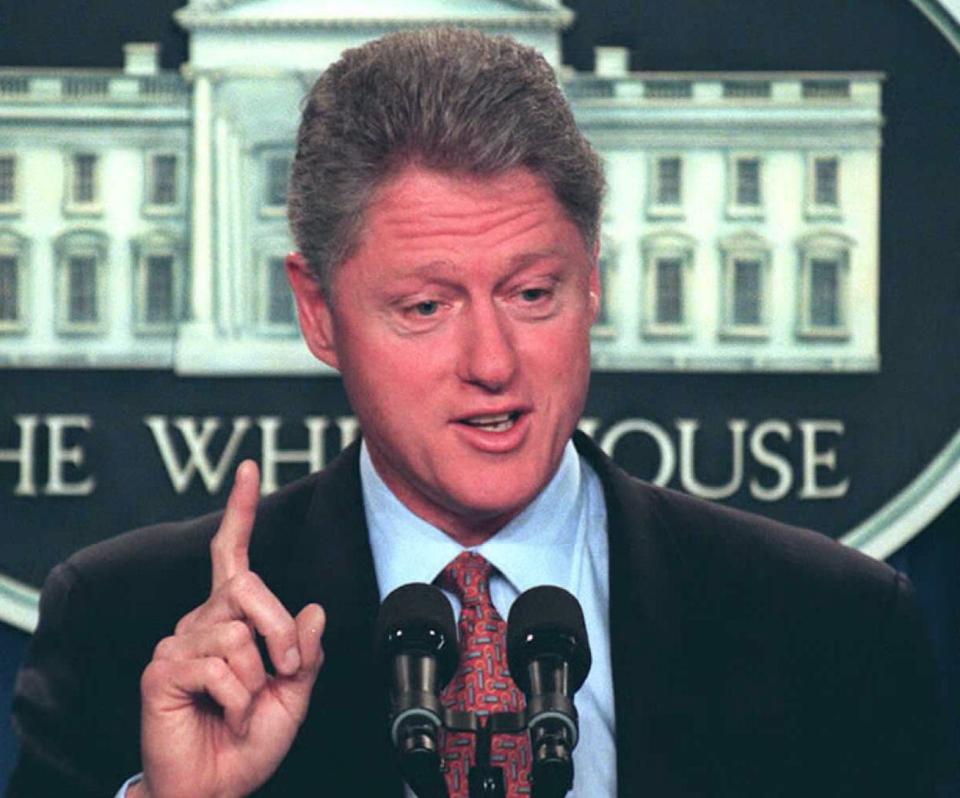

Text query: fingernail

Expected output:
[282,646,301,673]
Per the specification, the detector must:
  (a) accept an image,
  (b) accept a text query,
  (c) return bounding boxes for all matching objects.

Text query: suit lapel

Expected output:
[574,432,703,797]
[260,441,404,796]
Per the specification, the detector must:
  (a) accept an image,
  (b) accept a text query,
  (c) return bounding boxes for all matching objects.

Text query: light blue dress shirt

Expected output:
[119,439,616,798]
[363,440,617,798]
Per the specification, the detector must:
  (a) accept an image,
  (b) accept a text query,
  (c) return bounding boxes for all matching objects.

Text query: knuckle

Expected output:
[265,614,297,645]
[174,607,201,634]
[222,619,252,649]
[230,570,262,595]
[141,659,171,694]
[152,636,176,661]
[205,658,229,683]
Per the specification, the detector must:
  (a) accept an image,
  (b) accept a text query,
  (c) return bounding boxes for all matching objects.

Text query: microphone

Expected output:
[374,583,459,798]
[506,586,591,798]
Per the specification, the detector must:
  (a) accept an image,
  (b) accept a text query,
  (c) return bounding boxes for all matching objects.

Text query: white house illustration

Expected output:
[0,0,882,374]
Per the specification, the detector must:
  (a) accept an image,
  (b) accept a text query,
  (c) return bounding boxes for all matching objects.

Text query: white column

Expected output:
[229,132,244,337]
[215,115,233,335]
[190,73,214,326]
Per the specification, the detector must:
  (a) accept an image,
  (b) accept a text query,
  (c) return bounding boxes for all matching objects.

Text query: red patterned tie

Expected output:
[437,551,531,796]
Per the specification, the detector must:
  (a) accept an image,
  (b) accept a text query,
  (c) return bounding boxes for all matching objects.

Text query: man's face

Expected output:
[288,165,599,543]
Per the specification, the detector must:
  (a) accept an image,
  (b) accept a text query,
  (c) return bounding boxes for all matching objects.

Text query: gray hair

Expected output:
[287,27,605,297]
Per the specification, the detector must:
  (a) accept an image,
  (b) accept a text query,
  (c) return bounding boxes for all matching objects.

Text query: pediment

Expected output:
[175,0,573,30]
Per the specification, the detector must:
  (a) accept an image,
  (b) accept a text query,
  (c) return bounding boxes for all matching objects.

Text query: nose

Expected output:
[456,300,518,392]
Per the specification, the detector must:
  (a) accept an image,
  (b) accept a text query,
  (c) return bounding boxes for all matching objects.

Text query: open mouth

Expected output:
[459,411,522,433]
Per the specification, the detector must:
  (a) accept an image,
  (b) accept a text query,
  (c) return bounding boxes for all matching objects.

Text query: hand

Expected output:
[133,461,326,798]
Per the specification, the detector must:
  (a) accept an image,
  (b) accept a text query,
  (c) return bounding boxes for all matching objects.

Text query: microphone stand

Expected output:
[404,707,575,798]
[466,720,505,798]
[439,709,534,798]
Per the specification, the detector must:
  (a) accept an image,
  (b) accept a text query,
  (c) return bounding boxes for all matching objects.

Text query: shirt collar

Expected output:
[362,440,584,600]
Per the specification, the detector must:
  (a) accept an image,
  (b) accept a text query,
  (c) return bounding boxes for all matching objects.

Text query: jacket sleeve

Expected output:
[6,562,142,798]
[848,571,944,796]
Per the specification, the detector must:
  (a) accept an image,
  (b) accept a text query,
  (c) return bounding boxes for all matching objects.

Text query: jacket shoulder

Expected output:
[577,429,896,593]
[648,478,894,591]
[62,442,360,600]
[574,429,904,630]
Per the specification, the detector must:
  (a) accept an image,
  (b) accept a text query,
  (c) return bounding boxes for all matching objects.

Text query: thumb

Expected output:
[272,603,326,723]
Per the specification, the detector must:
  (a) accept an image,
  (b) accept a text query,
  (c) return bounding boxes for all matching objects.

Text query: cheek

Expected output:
[525,329,591,402]
[341,338,440,416]
[532,317,592,364]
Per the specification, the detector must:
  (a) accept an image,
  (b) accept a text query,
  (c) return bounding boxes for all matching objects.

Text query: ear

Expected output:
[286,252,340,370]
[588,238,601,322]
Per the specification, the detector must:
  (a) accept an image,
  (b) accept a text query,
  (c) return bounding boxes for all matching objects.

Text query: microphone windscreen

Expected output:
[374,582,458,686]
[506,585,591,692]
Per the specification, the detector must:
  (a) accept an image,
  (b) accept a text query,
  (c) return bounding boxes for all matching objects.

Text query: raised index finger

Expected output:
[211,459,260,589]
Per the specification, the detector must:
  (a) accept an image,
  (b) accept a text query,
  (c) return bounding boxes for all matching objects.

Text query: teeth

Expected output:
[468,413,511,424]
[463,412,516,431]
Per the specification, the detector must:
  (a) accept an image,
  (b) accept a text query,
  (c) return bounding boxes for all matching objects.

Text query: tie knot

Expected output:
[437,551,493,606]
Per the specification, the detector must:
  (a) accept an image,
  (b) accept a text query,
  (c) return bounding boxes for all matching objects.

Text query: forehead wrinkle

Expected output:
[374,190,549,242]
[371,239,578,291]
[378,248,574,298]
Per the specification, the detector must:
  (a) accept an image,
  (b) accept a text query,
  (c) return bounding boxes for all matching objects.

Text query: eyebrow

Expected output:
[388,247,572,289]
[508,247,567,269]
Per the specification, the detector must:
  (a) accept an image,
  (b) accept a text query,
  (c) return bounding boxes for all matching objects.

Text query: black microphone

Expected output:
[374,583,459,798]
[506,586,591,798]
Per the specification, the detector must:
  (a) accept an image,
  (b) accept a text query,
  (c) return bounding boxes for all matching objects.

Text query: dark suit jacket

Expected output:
[8,433,941,797]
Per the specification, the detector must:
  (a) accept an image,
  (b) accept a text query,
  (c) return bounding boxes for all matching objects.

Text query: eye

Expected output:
[508,279,560,320]
[413,300,439,316]
[520,288,549,302]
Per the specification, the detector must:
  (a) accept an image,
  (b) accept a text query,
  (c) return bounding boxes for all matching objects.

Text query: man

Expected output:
[8,27,939,798]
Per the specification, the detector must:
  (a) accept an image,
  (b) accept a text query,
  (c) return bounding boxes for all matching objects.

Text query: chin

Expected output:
[443,477,543,522]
